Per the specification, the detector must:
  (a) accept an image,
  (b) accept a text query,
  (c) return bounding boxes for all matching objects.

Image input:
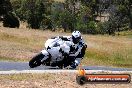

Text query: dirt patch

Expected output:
[0,73,131,88]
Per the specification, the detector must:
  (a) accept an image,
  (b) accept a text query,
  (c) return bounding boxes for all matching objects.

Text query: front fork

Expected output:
[41,50,50,62]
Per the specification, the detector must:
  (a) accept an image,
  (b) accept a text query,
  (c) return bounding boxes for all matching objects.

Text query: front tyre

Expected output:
[29,53,44,68]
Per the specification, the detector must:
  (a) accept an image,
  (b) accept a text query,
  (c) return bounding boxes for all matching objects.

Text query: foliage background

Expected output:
[10,0,132,35]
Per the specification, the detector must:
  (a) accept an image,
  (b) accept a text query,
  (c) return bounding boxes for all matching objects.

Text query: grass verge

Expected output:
[0,27,132,68]
[0,56,29,62]
[0,73,53,81]
[82,49,132,68]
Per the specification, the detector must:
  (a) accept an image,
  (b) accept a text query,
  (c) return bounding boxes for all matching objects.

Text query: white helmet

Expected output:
[72,31,81,44]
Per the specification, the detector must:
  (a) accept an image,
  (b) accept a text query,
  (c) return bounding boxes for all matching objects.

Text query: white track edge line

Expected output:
[0,70,132,74]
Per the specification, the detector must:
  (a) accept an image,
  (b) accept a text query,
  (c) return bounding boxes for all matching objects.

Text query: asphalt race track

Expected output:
[0,61,132,72]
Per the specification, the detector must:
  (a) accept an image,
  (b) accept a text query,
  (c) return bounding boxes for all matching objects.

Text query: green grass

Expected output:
[81,31,132,68]
[82,49,132,68]
[115,30,132,38]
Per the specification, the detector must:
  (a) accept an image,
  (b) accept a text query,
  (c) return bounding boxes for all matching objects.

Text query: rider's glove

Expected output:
[59,36,63,39]
[47,46,51,50]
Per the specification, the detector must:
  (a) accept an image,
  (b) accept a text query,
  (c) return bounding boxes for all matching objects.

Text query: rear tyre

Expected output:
[29,53,44,68]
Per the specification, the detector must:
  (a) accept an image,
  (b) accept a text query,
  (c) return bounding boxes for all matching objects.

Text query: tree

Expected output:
[3,12,20,28]
[11,0,53,29]
[26,0,48,29]
[64,0,80,31]
[113,0,132,30]
[0,0,20,28]
[81,0,100,21]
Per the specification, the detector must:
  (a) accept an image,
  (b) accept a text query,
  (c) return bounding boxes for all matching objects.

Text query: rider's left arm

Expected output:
[69,44,83,57]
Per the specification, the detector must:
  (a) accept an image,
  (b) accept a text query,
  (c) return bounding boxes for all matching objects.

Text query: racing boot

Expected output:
[70,60,79,69]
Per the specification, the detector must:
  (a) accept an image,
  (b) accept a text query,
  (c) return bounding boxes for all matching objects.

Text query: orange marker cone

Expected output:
[78,63,86,76]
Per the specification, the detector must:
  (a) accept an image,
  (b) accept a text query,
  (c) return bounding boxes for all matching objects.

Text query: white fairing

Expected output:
[48,47,63,62]
[42,37,72,62]
[60,41,72,54]
[45,38,60,48]
[41,50,49,61]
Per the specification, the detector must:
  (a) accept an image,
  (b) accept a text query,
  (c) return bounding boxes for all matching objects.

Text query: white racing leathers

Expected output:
[59,36,87,68]
[70,39,87,68]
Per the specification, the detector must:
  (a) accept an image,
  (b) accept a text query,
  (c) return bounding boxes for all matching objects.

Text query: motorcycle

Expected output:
[29,37,75,69]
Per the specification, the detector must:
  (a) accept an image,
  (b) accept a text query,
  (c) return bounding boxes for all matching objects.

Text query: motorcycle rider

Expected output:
[29,31,86,69]
[58,31,87,69]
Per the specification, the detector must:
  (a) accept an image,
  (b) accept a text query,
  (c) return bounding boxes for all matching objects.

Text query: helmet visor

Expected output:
[72,36,81,44]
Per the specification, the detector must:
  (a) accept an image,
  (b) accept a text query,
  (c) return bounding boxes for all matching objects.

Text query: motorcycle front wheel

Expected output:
[29,53,44,68]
